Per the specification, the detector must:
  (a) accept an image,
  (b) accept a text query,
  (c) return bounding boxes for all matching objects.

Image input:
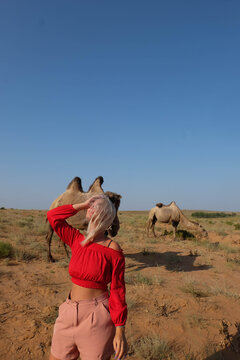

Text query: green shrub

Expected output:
[176,229,195,240]
[234,223,240,230]
[192,212,236,218]
[0,241,14,258]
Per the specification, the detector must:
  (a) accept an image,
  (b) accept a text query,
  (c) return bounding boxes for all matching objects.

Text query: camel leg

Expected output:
[151,214,158,237]
[147,216,157,237]
[146,219,151,236]
[63,243,70,258]
[46,223,55,262]
[172,221,179,240]
[151,223,157,238]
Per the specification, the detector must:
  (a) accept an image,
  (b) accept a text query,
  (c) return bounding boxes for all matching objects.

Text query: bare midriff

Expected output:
[70,283,106,301]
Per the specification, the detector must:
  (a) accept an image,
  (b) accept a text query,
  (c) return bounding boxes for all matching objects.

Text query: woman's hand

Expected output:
[73,196,102,212]
[113,326,128,360]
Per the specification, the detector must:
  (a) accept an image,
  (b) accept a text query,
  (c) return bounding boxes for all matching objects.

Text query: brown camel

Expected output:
[46,176,121,262]
[147,201,208,239]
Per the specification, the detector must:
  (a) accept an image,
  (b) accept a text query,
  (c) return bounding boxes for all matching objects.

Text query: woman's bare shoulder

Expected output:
[109,240,122,251]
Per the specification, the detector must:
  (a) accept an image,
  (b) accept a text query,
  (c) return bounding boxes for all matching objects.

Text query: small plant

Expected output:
[133,336,176,360]
[43,306,59,324]
[210,285,240,300]
[125,272,163,286]
[13,233,28,245]
[189,249,199,256]
[176,229,195,240]
[218,231,228,237]
[0,241,14,258]
[183,351,198,360]
[14,249,38,261]
[234,223,240,230]
[188,313,207,328]
[163,230,173,236]
[142,248,150,256]
[227,257,240,265]
[56,258,70,268]
[126,297,137,311]
[180,280,209,298]
[218,244,237,253]
[134,273,153,285]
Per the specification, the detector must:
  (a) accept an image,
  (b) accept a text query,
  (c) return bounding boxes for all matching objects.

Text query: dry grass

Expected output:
[1,208,240,360]
[131,336,176,360]
[180,280,209,298]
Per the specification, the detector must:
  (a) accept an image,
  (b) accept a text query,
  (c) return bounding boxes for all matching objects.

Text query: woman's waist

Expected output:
[71,276,108,289]
[70,282,108,302]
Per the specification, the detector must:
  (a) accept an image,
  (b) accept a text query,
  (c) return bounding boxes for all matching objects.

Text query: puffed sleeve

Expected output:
[109,252,128,326]
[47,205,82,248]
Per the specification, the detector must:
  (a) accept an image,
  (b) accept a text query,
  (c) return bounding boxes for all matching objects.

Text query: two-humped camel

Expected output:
[147,201,208,239]
[46,176,121,262]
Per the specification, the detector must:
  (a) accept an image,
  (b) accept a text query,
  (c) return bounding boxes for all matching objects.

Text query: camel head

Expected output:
[104,191,122,237]
[190,219,208,238]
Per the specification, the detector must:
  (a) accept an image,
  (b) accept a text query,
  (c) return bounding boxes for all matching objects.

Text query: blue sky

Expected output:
[0,0,240,211]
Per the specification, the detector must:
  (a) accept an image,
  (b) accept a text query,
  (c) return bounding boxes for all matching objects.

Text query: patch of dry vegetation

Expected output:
[0,208,240,360]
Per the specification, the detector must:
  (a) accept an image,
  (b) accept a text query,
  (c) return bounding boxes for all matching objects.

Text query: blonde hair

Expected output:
[82,194,116,246]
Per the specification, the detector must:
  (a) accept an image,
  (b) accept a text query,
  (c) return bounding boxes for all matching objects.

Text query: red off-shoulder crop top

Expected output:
[47,205,127,327]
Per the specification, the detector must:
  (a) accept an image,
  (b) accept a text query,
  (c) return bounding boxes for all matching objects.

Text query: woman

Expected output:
[47,194,128,360]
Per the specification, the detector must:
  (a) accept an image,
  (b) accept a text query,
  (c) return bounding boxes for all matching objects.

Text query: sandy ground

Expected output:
[0,208,240,360]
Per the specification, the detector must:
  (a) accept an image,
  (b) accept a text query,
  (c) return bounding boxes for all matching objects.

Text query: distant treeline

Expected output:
[192,212,237,218]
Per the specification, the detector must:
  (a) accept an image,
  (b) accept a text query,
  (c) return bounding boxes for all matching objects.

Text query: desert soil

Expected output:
[0,208,240,360]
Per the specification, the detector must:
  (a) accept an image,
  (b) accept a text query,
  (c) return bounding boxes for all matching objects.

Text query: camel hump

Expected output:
[88,176,104,192]
[156,202,163,208]
[66,177,83,192]
[105,191,122,208]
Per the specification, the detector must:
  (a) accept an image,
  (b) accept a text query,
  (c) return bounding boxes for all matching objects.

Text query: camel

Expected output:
[46,176,121,262]
[147,201,208,239]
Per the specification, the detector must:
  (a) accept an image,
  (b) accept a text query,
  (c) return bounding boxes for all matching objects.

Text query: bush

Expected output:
[0,241,14,258]
[176,230,195,240]
[234,223,240,230]
[192,212,236,218]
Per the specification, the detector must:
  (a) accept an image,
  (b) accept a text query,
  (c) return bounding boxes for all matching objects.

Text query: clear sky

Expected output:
[0,0,240,211]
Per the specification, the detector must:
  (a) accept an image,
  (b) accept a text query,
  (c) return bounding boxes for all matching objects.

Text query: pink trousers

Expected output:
[51,292,115,360]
